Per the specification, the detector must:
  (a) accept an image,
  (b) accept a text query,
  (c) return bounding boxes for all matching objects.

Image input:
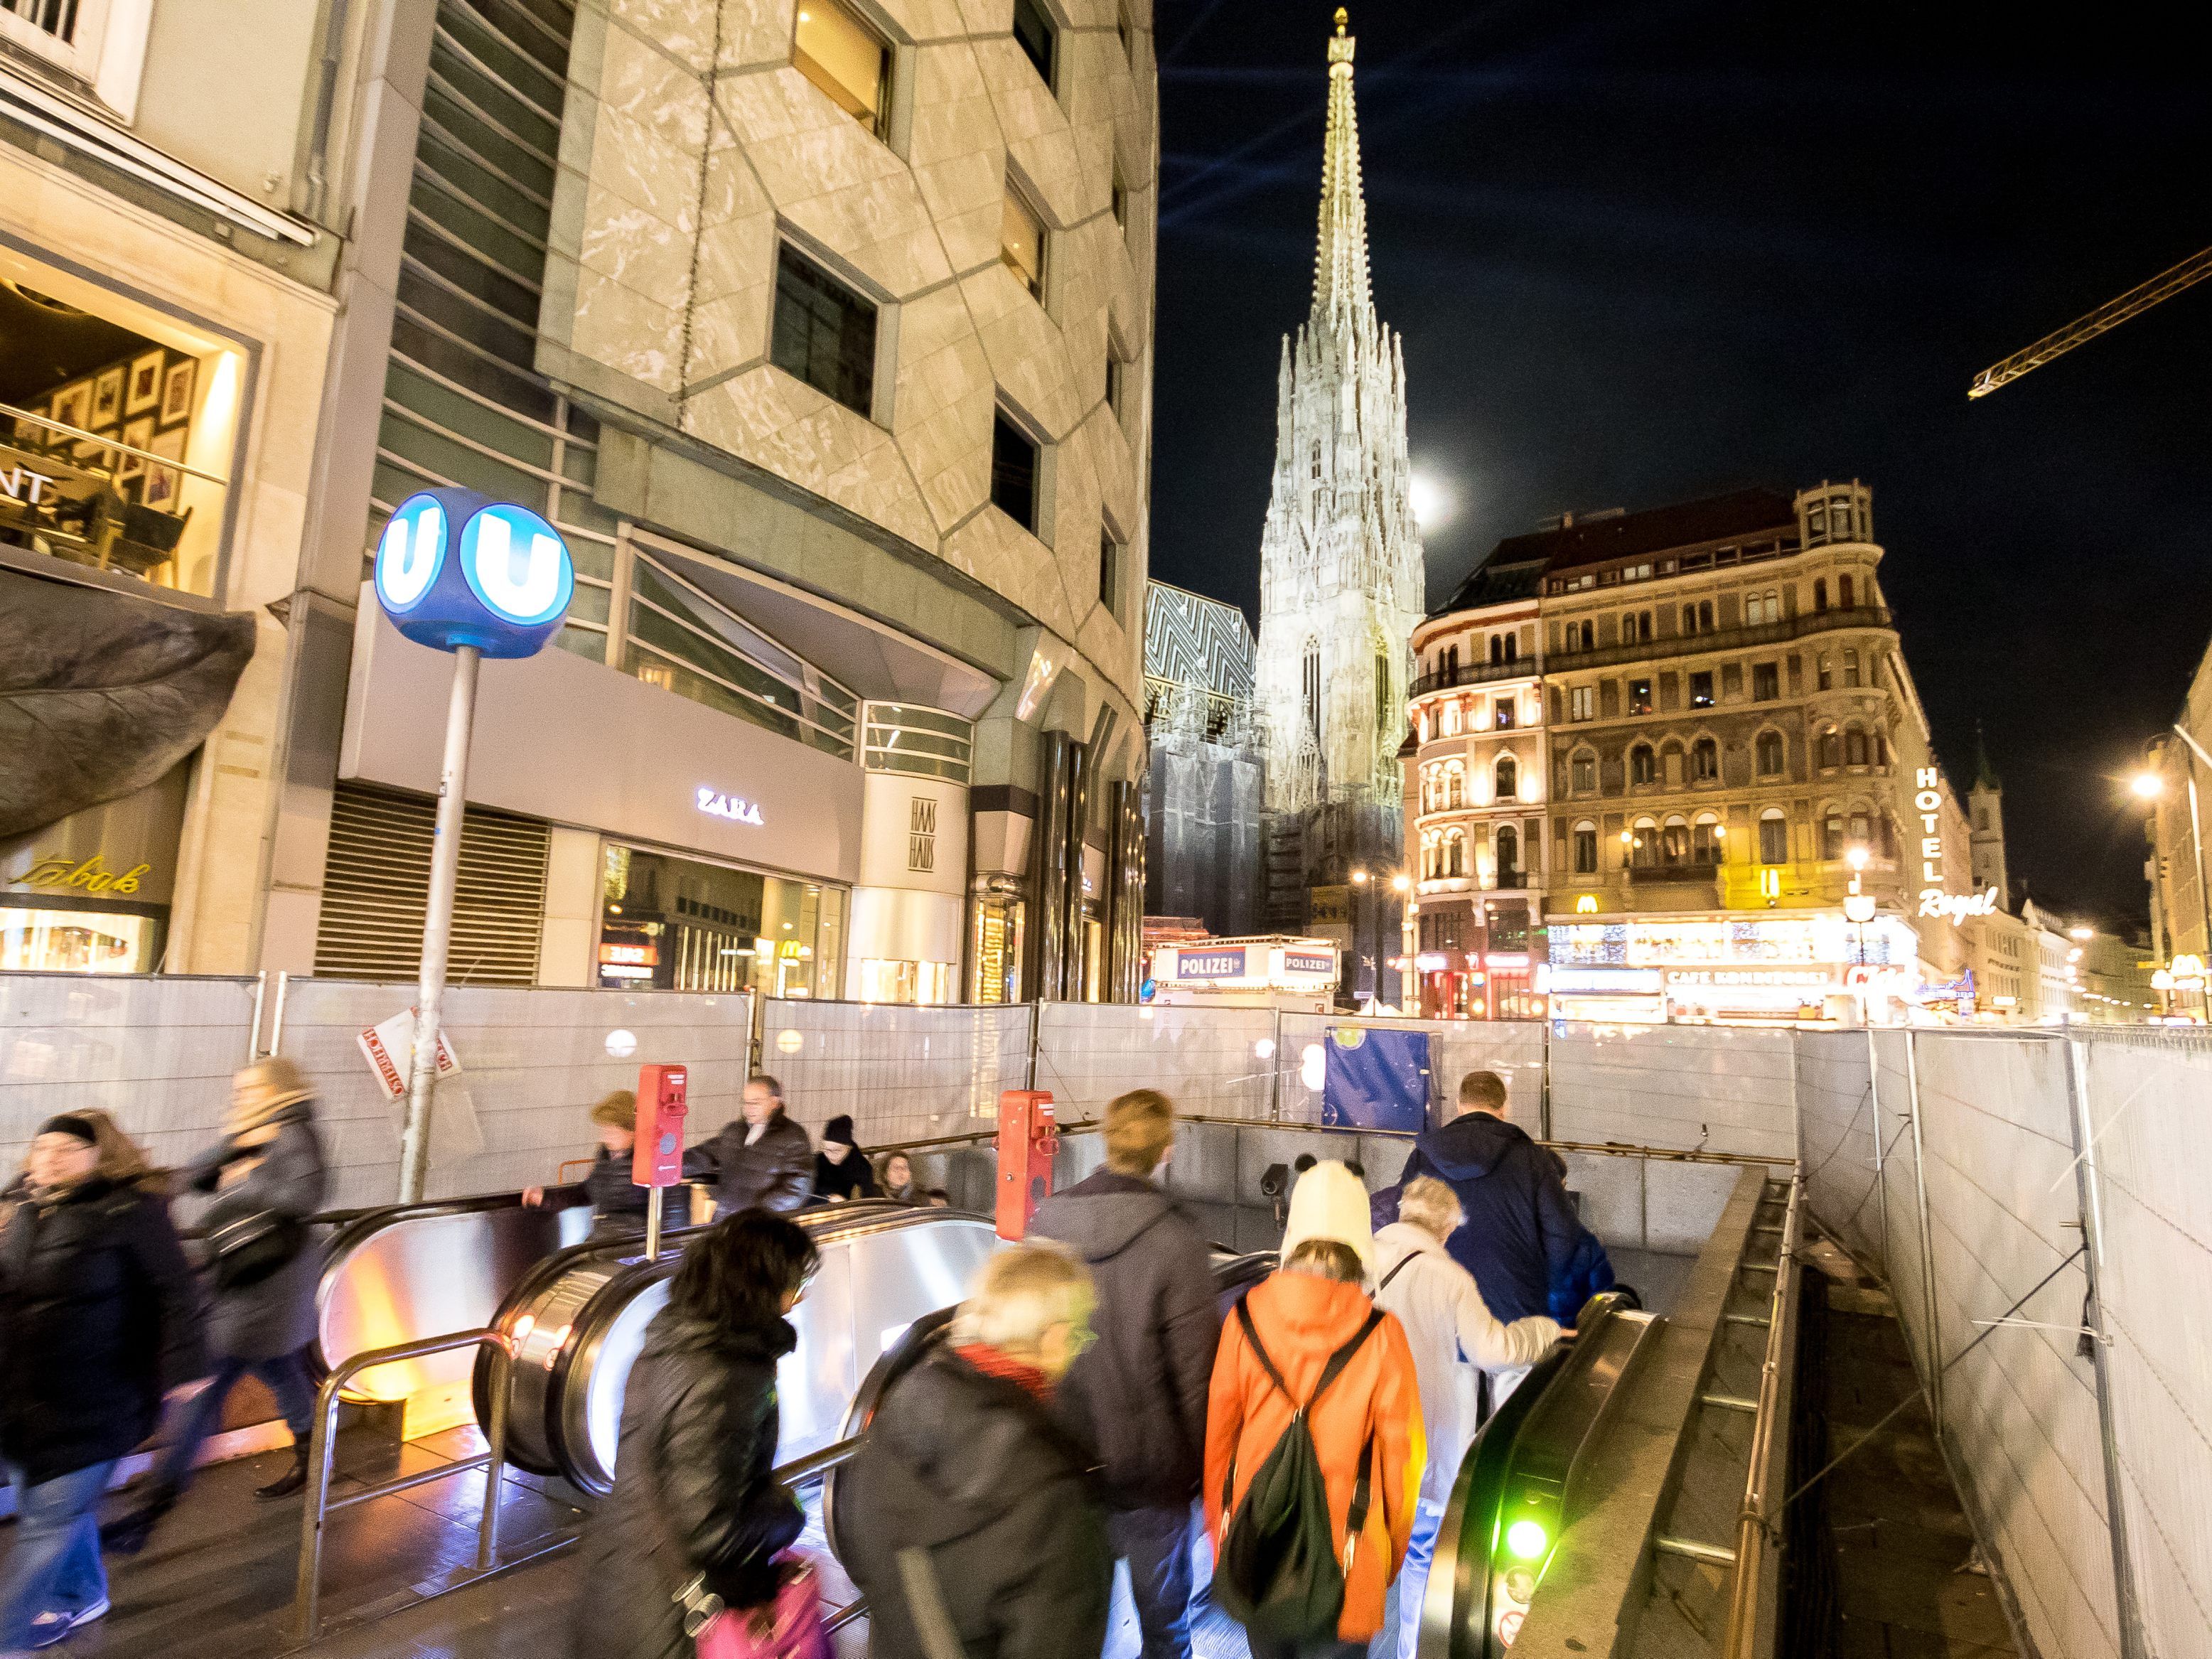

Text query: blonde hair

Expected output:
[589,1090,637,1129]
[1399,1175,1464,1241]
[1103,1089,1174,1177]
[951,1240,1095,1354]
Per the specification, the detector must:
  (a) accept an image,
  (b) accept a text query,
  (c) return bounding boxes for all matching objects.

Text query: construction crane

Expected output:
[1968,242,2212,398]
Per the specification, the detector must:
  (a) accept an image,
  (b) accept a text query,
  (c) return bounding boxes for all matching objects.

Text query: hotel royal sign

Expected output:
[1913,767,1998,923]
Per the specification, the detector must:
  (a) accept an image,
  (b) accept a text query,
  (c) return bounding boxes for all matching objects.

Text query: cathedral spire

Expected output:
[1312,9,1373,333]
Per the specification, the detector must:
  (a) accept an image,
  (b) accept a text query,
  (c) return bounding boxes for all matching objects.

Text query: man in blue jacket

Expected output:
[1373,1069,1613,1325]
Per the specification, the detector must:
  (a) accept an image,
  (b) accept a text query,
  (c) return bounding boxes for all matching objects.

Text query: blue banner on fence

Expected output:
[1321,1026,1431,1132]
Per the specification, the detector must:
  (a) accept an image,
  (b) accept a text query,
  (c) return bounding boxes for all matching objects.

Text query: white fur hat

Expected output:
[1279,1160,1376,1279]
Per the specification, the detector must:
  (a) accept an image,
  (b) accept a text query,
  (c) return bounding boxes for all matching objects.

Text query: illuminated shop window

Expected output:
[793,0,891,135]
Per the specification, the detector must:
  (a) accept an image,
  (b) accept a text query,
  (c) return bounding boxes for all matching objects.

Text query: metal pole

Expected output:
[248,970,267,1062]
[293,1371,348,1641]
[1268,1004,1284,1123]
[1867,1026,1890,1278]
[476,1340,511,1573]
[1901,1030,1942,1424]
[644,1183,665,1260]
[399,643,482,1203]
[2062,1035,2148,1659]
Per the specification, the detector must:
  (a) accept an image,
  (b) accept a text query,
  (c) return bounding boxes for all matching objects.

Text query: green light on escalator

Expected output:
[1505,1518,1549,1561]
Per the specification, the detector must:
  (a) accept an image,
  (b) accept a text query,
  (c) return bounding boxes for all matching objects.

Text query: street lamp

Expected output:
[1844,845,1874,1007]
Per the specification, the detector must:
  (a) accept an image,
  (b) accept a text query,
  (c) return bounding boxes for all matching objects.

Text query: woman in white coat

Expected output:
[1372,1176,1562,1658]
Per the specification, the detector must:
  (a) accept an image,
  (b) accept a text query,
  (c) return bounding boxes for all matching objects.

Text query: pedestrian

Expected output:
[1371,1070,1611,1325]
[1030,1089,1219,1659]
[522,1090,650,1237]
[879,1151,918,1203]
[840,1242,1110,1659]
[684,1074,812,1217]
[812,1116,879,1203]
[571,1210,820,1659]
[1207,1162,1423,1659]
[1371,1176,1560,1656]
[107,1056,328,1554]
[0,1112,203,1652]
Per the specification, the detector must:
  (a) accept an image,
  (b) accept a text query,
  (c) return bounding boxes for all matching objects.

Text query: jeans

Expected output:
[153,1349,316,1495]
[1107,1503,1196,1659]
[0,1459,117,1650]
[1394,1498,1448,1658]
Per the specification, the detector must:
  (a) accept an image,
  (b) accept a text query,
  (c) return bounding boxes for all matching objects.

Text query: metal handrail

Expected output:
[294,1327,516,1642]
[1720,1176,1801,1659]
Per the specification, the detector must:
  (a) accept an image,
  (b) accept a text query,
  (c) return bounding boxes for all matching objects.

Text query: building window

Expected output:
[1495,696,1517,731]
[1752,662,1779,702]
[1660,818,1689,865]
[1105,353,1124,416]
[1690,670,1714,709]
[1692,736,1719,780]
[1495,755,1518,801]
[1111,160,1129,229]
[1303,643,1321,738]
[1444,764,1464,808]
[1446,832,1464,877]
[1844,648,1861,688]
[1818,726,1841,769]
[1630,743,1656,785]
[1497,825,1520,884]
[1577,620,1594,650]
[1692,815,1723,864]
[1875,730,1889,767]
[1818,652,1832,691]
[1756,730,1785,776]
[1850,810,1872,847]
[791,0,891,136]
[1631,819,1658,868]
[1839,573,1855,609]
[1759,809,1788,865]
[1573,822,1598,874]
[1571,750,1596,793]
[1311,441,1323,479]
[1823,812,1845,861]
[1570,685,1595,721]
[771,243,878,416]
[1001,183,1046,298]
[1813,576,1828,612]
[1682,603,1697,635]
[1375,651,1390,731]
[1629,678,1653,715]
[990,409,1039,530]
[1845,726,1869,766]
[1099,528,1122,617]
[1011,0,1055,84]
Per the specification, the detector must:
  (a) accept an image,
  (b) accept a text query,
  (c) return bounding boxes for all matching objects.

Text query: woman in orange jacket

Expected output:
[1206,1161,1426,1658]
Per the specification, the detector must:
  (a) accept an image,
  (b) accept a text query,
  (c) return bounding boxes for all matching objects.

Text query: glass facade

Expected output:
[598,843,843,998]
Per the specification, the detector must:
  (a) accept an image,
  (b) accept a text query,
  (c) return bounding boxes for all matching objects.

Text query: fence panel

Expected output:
[761,999,1029,1146]
[1033,1002,1275,1124]
[1796,1028,1882,1272]
[0,973,259,1176]
[2079,1028,2212,1659]
[1548,1021,1798,1161]
[278,980,753,1208]
[1911,1031,2122,1659]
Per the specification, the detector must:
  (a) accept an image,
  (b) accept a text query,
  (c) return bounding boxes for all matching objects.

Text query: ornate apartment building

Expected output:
[1407,482,1987,1024]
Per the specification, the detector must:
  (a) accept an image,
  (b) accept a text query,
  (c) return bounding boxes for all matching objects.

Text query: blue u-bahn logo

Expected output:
[373,488,574,657]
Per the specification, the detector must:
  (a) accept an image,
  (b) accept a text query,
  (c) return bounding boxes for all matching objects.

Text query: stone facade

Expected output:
[1142,581,1263,935]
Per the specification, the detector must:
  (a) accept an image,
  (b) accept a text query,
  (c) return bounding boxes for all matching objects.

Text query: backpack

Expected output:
[1213,1298,1385,1645]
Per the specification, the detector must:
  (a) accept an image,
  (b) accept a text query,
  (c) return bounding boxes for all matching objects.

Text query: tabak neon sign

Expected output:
[1913,767,1997,923]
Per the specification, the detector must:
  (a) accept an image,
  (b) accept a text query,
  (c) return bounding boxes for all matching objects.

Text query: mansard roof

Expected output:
[1492,488,1798,575]
[1429,557,1547,619]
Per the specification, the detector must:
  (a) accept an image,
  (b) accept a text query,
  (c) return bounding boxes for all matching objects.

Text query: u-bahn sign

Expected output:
[374,487,574,656]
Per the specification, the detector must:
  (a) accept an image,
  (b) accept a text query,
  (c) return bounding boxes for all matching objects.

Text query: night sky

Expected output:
[1145,1,2212,927]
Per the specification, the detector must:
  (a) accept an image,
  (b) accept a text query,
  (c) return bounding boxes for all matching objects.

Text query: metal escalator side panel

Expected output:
[315,1195,580,1402]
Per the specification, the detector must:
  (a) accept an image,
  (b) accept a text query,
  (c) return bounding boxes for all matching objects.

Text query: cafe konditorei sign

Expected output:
[1913,766,1999,923]
[373,488,574,656]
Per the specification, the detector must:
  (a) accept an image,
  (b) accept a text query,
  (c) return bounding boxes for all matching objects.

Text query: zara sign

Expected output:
[1912,767,1999,923]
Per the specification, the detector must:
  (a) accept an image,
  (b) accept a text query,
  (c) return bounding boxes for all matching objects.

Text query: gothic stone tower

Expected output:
[1252,10,1424,993]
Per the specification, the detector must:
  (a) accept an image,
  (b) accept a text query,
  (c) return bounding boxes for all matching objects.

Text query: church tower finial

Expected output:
[1314,9,1372,331]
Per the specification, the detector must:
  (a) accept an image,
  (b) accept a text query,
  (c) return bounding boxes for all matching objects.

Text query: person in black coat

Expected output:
[1029,1090,1219,1659]
[0,1112,202,1650]
[684,1075,812,1218]
[841,1242,1110,1659]
[525,1090,651,1237]
[1370,1070,1613,1324]
[812,1116,879,1203]
[571,1210,819,1659]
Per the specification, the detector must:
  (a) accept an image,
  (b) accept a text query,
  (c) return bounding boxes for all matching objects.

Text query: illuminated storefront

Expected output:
[598,843,842,998]
[1542,912,1926,1025]
[1147,937,1340,1009]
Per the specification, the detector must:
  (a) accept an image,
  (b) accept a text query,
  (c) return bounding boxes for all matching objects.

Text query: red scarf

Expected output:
[955,1343,1053,1404]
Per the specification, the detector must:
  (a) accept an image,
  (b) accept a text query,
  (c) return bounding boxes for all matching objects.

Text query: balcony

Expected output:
[1550,605,1891,675]
[1412,657,1539,697]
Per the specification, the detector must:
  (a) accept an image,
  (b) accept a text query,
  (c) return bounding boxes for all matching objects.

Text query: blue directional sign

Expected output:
[373,488,574,657]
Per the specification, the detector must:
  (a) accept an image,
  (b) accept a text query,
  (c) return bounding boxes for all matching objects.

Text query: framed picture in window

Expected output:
[144,426,186,508]
[48,382,87,436]
[116,416,155,490]
[77,426,117,464]
[91,367,124,427]
[159,358,196,427]
[126,350,164,416]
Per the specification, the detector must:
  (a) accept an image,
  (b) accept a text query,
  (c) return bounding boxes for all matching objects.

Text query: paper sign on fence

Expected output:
[357,1009,463,1101]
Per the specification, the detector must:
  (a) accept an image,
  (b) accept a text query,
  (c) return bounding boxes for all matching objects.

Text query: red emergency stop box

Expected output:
[633,1063,688,1186]
[995,1089,1058,1240]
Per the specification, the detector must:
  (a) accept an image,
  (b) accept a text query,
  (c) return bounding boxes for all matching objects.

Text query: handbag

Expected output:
[205,1204,306,1291]
[677,1551,832,1659]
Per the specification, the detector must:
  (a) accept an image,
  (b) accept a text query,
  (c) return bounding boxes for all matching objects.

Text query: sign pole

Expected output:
[399,643,482,1203]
